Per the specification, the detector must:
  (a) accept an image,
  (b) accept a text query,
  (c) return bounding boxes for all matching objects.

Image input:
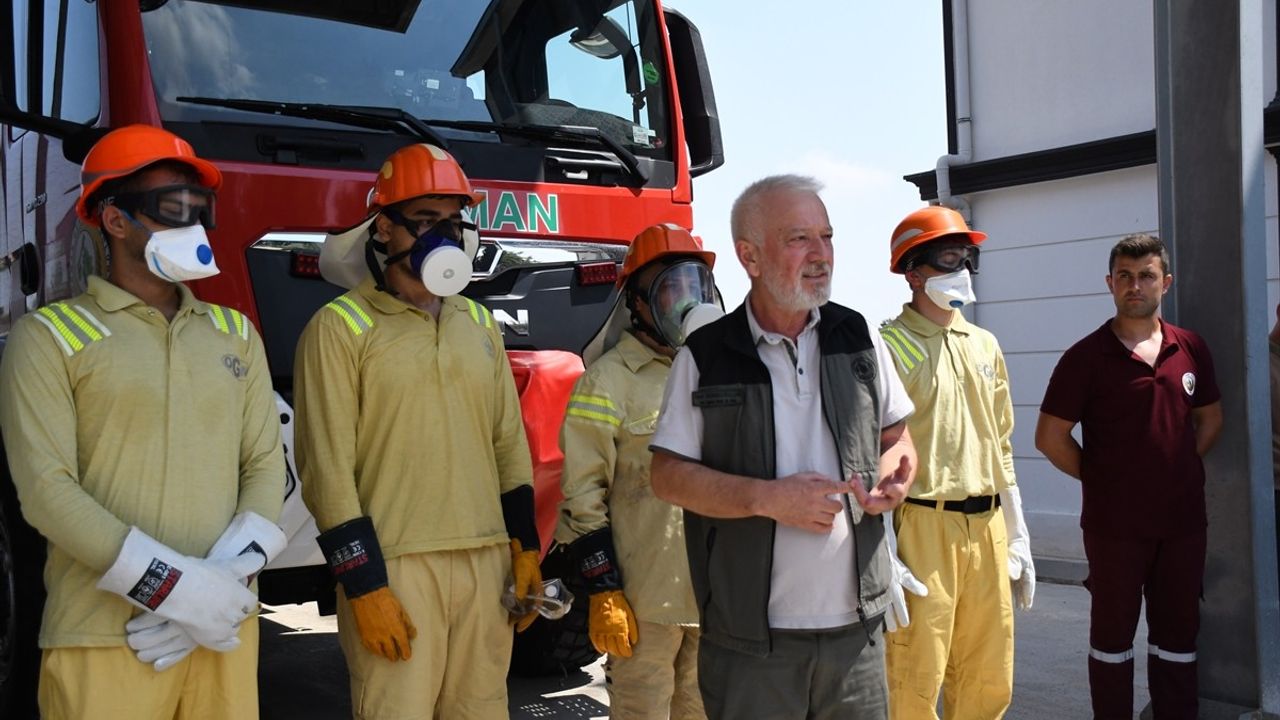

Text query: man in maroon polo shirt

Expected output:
[1035,233,1223,720]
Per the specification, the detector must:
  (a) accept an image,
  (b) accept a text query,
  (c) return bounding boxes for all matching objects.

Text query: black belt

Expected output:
[905,494,1001,514]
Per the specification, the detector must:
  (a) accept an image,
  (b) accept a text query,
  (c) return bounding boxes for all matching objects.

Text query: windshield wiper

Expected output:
[175,97,452,150]
[175,97,646,183]
[418,119,647,183]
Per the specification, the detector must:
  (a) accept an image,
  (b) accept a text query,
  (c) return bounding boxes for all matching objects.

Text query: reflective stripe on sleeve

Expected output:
[1089,647,1135,664]
[208,304,230,334]
[566,393,623,427]
[35,303,109,355]
[463,298,493,329]
[327,295,374,336]
[879,328,917,371]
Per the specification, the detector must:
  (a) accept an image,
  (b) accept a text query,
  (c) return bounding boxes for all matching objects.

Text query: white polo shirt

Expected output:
[652,298,913,629]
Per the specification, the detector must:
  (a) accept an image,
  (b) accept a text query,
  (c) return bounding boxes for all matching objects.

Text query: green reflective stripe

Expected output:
[462,298,494,329]
[36,307,85,353]
[567,394,623,426]
[45,304,99,349]
[326,301,364,336]
[885,326,926,363]
[569,393,620,413]
[326,295,374,336]
[31,312,76,356]
[72,305,111,338]
[565,407,623,427]
[209,305,230,334]
[333,296,374,331]
[228,308,247,340]
[879,329,916,372]
[51,303,104,343]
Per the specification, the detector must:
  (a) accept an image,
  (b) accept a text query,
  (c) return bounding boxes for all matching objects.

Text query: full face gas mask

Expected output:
[634,260,722,347]
[368,208,480,297]
[109,185,220,282]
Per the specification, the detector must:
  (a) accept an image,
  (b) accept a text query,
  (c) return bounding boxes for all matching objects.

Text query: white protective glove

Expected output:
[883,509,929,633]
[124,512,287,671]
[1000,486,1036,610]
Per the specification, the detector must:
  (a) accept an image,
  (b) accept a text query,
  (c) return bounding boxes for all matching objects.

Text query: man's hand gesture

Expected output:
[760,472,854,533]
[850,455,912,515]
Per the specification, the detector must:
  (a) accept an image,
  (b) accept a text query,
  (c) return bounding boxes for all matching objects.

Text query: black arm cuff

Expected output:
[570,527,623,593]
[500,485,540,553]
[316,516,388,599]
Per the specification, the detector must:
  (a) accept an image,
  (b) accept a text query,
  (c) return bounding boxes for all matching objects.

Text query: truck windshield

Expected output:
[140,0,672,160]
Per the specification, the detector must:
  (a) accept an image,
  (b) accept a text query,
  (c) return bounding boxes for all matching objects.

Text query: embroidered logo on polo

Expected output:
[852,356,878,384]
[1182,372,1196,396]
[977,361,996,380]
[128,558,183,610]
[328,539,370,576]
[223,354,249,380]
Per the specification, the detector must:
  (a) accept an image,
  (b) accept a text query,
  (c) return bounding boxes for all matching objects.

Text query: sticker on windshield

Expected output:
[643,61,660,86]
[632,125,654,147]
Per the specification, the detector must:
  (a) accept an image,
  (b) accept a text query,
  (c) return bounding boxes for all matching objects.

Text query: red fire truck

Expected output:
[0,0,721,714]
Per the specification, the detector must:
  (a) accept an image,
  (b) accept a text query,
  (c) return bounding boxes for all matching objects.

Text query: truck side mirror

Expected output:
[663,9,723,178]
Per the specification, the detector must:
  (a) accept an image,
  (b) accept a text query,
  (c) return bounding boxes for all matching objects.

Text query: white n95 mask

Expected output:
[144,225,220,282]
[924,269,976,310]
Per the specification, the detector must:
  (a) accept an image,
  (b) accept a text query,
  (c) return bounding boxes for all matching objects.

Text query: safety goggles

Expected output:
[107,184,217,229]
[907,242,980,274]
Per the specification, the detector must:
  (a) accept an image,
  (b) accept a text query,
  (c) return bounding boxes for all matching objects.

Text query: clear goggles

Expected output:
[648,261,717,346]
[107,184,217,230]
[907,241,980,274]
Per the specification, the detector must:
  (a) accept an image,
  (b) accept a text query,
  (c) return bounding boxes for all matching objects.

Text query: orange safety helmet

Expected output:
[76,125,222,226]
[368,143,483,211]
[889,205,987,274]
[617,223,716,289]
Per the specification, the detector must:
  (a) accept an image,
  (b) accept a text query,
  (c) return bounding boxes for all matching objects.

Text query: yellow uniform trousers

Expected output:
[336,545,511,720]
[38,616,259,720]
[885,501,1014,720]
[605,621,705,720]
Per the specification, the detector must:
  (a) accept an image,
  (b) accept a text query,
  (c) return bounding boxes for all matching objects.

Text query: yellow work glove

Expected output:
[589,589,639,657]
[510,539,542,632]
[349,586,417,662]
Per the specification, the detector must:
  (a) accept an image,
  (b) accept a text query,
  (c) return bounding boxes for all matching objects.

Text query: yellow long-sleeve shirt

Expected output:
[555,331,696,625]
[879,304,1016,500]
[294,278,532,556]
[0,276,284,647]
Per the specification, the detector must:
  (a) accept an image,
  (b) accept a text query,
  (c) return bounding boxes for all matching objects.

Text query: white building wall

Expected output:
[966,0,1155,160]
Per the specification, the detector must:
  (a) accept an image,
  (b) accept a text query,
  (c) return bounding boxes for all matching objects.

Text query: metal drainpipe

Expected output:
[935,0,972,221]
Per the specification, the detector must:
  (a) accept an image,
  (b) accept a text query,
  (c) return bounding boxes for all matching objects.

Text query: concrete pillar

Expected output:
[1155,0,1279,716]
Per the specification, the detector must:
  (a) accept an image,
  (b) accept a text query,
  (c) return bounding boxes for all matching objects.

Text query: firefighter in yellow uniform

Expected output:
[295,143,540,720]
[0,125,286,720]
[878,206,1035,720]
[557,223,720,720]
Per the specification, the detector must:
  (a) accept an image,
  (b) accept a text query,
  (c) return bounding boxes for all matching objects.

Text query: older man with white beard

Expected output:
[651,175,917,720]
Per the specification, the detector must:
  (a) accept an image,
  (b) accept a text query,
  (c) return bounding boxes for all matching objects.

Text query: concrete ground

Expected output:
[259,581,1148,719]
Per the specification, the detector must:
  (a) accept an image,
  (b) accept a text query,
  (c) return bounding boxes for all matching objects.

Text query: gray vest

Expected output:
[681,301,890,656]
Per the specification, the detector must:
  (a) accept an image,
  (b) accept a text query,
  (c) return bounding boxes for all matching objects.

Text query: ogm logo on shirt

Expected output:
[223,354,249,380]
[977,361,996,381]
[1182,372,1196,396]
